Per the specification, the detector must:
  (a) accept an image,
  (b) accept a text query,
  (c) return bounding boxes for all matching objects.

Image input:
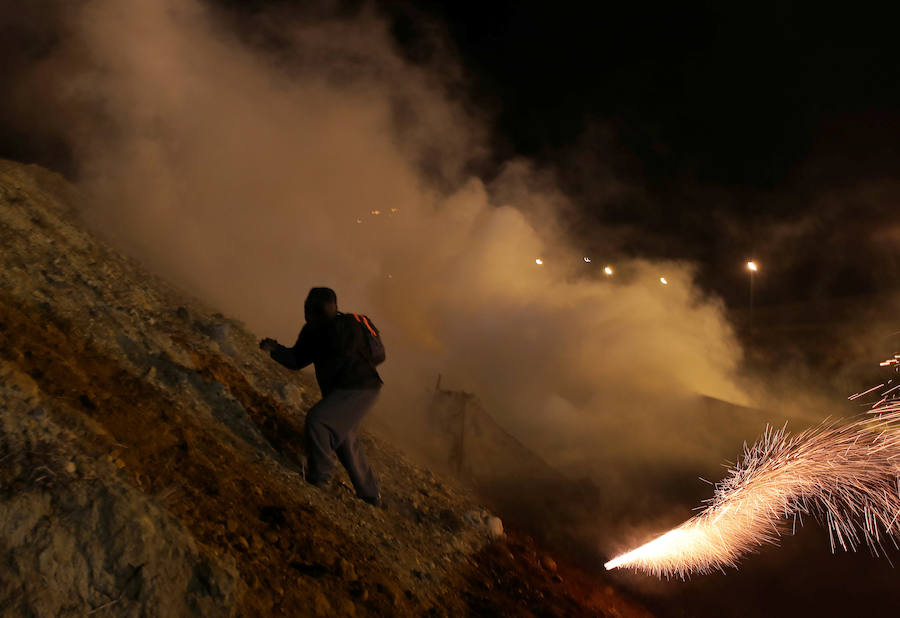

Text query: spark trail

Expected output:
[605,372,900,578]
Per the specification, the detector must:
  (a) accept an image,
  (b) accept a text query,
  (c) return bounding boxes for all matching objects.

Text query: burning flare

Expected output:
[606,372,900,578]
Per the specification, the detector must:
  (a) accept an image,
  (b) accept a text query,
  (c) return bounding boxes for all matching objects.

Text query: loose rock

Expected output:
[540,556,557,573]
[278,382,304,407]
[485,516,504,539]
[313,592,332,616]
[335,558,358,581]
[206,322,230,342]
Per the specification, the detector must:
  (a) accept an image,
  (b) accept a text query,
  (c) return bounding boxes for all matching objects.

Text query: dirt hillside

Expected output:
[0,159,650,617]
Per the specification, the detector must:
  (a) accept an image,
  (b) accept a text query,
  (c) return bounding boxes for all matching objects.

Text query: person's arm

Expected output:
[260,326,314,370]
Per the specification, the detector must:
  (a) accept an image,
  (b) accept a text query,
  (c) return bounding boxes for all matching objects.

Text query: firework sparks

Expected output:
[605,377,900,578]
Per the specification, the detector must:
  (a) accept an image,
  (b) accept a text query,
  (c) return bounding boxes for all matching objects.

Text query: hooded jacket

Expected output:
[270,312,383,396]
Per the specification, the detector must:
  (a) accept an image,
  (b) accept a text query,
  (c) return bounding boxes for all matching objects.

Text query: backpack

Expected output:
[350,313,385,366]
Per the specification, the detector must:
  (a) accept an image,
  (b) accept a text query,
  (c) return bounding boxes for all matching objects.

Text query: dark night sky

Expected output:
[384,1,900,307]
[4,1,900,308]
[394,2,900,185]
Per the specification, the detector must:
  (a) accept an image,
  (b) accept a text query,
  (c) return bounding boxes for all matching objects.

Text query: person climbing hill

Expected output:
[260,287,385,505]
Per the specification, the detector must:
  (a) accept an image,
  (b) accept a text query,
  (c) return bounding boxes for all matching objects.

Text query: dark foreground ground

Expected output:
[0,159,651,616]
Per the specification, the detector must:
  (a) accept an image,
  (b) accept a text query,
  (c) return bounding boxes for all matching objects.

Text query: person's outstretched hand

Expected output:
[259,337,278,352]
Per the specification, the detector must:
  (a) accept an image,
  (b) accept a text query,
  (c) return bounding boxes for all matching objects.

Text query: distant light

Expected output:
[659,277,668,285]
[747,260,758,272]
[356,218,362,224]
[535,258,544,265]
[390,207,399,213]
[371,209,381,215]
[604,266,614,276]
[584,256,592,263]
[387,274,393,279]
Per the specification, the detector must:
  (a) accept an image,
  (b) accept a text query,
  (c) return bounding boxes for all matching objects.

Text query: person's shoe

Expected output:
[361,492,382,507]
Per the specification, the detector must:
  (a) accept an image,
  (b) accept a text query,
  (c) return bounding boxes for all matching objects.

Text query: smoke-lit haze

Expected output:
[6,0,786,544]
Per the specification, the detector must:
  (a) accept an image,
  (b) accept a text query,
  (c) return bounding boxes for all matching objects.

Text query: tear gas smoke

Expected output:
[5,0,757,530]
[606,370,900,578]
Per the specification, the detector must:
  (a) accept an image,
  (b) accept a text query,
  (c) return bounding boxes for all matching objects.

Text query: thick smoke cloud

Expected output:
[6,0,781,545]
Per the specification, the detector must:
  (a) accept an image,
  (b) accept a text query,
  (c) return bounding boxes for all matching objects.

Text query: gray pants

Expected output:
[305,388,380,501]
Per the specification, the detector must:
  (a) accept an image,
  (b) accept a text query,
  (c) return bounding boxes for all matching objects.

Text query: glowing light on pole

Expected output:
[659,277,668,285]
[747,260,758,335]
[535,258,543,265]
[604,266,614,276]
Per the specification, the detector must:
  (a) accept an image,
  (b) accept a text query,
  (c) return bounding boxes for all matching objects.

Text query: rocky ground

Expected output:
[0,158,651,617]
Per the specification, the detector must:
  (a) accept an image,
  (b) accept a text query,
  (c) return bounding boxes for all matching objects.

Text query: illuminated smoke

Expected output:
[4,0,749,489]
[606,371,900,578]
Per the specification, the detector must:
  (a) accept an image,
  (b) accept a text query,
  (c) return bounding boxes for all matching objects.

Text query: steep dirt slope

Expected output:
[0,159,650,617]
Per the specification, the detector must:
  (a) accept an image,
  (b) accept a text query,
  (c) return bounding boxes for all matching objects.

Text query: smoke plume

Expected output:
[5,0,777,546]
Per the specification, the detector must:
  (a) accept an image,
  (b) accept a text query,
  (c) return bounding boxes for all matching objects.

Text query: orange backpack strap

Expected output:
[351,313,377,336]
[359,315,378,338]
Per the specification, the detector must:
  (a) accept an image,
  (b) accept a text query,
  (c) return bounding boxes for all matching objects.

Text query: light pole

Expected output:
[746,260,758,336]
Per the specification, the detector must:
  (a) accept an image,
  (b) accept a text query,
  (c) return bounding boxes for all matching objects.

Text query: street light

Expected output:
[746,260,758,336]
[604,265,614,276]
